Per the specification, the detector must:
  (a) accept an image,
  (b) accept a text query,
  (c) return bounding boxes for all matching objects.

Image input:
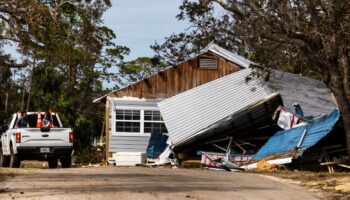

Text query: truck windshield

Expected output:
[25,114,61,128]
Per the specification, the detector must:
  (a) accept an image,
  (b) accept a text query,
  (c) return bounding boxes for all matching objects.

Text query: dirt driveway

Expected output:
[0,167,320,200]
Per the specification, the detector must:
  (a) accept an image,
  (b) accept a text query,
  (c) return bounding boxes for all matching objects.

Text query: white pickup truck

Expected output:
[0,112,73,168]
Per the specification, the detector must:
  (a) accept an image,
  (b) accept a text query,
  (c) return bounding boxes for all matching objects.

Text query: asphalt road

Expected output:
[0,167,320,200]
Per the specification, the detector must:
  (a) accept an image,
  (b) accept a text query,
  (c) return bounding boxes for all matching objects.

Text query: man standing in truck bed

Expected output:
[15,112,29,128]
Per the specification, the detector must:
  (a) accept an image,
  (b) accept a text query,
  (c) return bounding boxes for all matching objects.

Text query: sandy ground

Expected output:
[0,167,321,200]
[264,170,350,199]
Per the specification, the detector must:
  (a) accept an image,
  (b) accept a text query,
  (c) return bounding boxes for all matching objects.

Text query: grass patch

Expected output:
[21,161,47,169]
[247,170,350,199]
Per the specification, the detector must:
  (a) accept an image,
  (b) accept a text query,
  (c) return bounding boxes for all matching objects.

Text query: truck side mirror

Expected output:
[1,124,8,133]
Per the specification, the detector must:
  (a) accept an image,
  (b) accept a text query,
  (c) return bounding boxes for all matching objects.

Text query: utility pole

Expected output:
[26,58,35,112]
[5,91,8,114]
[21,80,25,111]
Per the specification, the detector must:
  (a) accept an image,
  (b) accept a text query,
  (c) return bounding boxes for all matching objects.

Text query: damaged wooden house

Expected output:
[93,43,251,165]
[94,43,344,168]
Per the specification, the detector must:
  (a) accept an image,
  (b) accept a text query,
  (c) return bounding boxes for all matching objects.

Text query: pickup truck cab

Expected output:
[0,112,73,168]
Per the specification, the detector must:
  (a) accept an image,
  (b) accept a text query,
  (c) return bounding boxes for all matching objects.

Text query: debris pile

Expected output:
[104,69,347,173]
[146,105,347,173]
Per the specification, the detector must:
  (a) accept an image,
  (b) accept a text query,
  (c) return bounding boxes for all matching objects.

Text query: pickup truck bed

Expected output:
[0,112,73,168]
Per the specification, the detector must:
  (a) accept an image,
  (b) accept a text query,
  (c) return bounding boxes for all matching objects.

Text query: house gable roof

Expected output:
[93,43,251,103]
[204,42,252,68]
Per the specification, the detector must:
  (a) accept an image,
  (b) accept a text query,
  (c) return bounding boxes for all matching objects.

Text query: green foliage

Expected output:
[73,116,104,165]
[119,57,166,85]
[151,0,242,63]
[0,1,127,163]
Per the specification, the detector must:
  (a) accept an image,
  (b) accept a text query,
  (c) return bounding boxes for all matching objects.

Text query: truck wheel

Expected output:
[60,157,71,168]
[0,146,10,167]
[48,159,58,168]
[9,146,20,168]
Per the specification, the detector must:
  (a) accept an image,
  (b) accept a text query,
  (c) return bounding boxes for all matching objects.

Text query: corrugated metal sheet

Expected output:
[263,70,336,116]
[158,69,269,146]
[173,93,282,150]
[254,109,340,160]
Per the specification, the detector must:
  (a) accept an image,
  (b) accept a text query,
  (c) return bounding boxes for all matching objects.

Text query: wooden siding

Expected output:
[114,52,241,99]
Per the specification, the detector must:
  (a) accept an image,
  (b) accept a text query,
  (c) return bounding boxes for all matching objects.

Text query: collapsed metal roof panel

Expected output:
[263,70,336,117]
[254,109,340,160]
[158,69,269,146]
[173,93,282,150]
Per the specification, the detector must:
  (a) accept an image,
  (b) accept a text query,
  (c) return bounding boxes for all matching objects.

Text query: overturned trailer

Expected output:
[158,68,341,169]
[159,69,336,148]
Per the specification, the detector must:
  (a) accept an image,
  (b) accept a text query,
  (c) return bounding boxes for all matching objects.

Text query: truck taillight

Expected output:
[69,132,74,143]
[16,132,21,143]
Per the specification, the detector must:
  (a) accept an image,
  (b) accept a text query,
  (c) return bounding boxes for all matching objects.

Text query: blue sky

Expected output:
[104,0,189,61]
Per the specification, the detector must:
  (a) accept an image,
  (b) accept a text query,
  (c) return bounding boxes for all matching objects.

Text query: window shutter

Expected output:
[199,58,218,69]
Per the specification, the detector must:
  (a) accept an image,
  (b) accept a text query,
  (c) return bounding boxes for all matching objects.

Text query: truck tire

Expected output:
[60,157,71,168]
[0,146,10,167]
[48,159,58,168]
[9,145,20,168]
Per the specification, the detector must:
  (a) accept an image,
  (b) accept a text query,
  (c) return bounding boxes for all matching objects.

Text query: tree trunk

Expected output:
[333,93,350,156]
[335,48,350,156]
[343,115,350,157]
[328,68,350,156]
[5,91,8,114]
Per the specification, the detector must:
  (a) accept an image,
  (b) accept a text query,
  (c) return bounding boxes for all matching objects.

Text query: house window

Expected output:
[144,110,168,133]
[199,58,218,69]
[115,109,141,133]
[115,109,167,134]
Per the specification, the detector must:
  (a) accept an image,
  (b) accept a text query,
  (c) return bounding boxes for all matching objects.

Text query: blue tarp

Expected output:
[146,132,169,159]
[254,109,340,160]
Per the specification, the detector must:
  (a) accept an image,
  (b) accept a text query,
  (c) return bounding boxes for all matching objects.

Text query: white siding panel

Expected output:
[158,69,268,146]
[109,135,150,153]
[108,98,161,153]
